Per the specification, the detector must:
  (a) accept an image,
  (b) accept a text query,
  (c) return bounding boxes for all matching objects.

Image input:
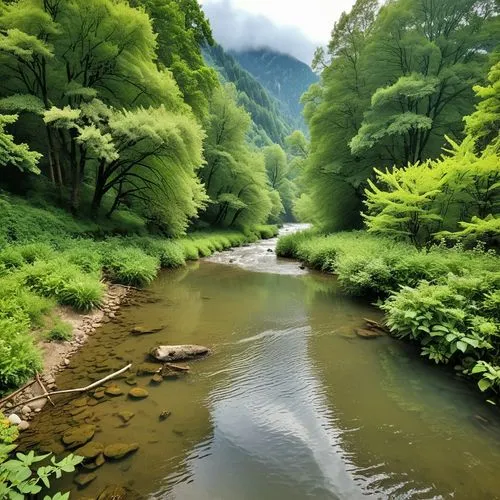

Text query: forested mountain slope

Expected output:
[231,49,318,131]
[203,44,291,146]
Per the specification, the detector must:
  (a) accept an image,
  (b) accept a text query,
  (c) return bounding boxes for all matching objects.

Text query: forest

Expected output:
[0,0,498,496]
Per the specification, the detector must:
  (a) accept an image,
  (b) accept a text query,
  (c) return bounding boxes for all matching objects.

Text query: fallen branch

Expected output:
[7,364,132,410]
[0,379,38,408]
[36,373,55,407]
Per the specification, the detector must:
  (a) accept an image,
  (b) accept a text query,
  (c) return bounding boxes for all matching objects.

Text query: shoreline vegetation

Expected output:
[277,230,500,402]
[0,192,278,405]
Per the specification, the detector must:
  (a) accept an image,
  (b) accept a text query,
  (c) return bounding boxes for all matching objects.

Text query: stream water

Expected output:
[19,225,500,499]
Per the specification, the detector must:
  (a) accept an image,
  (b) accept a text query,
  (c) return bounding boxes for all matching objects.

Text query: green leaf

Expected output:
[456,341,468,353]
[478,378,492,392]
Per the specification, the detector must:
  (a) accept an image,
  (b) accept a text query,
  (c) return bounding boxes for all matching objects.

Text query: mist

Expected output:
[201,0,317,65]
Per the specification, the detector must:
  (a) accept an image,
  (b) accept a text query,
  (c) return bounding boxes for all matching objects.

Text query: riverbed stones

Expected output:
[18,420,30,431]
[103,443,139,460]
[131,326,163,336]
[93,390,105,400]
[128,387,149,399]
[72,397,89,408]
[7,414,21,425]
[62,424,95,448]
[75,441,104,459]
[355,328,385,339]
[159,410,171,421]
[125,376,137,386]
[135,363,160,376]
[97,485,128,500]
[74,472,97,487]
[117,411,135,423]
[150,374,163,385]
[150,344,210,362]
[104,385,123,397]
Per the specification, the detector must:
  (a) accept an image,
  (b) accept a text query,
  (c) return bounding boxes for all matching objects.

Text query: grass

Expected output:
[277,229,500,398]
[0,193,278,394]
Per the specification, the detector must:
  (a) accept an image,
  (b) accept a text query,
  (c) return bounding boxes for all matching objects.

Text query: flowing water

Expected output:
[19,225,500,499]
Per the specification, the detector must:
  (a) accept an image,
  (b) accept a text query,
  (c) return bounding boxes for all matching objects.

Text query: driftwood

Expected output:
[151,345,210,362]
[35,372,55,407]
[7,364,132,410]
[164,363,190,372]
[0,379,38,408]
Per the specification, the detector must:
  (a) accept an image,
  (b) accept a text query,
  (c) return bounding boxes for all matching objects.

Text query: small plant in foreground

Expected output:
[0,445,83,500]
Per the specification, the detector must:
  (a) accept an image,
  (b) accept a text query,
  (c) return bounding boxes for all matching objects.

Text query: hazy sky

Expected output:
[201,0,357,65]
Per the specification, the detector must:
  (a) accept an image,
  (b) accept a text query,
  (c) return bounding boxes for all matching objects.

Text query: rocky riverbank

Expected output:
[0,284,132,427]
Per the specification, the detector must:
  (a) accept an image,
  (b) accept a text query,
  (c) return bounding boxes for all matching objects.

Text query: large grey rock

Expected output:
[151,344,210,362]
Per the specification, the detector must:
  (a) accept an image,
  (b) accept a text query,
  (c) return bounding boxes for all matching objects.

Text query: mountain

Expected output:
[229,49,319,132]
[203,44,292,147]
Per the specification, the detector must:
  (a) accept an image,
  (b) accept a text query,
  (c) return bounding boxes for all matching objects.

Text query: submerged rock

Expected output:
[76,441,104,459]
[355,328,385,339]
[97,485,127,500]
[62,424,95,448]
[131,326,163,336]
[150,374,163,385]
[74,472,97,487]
[103,443,139,460]
[104,385,123,397]
[151,344,210,362]
[128,387,149,399]
[135,363,160,376]
[159,410,171,421]
[117,410,135,423]
[125,376,137,386]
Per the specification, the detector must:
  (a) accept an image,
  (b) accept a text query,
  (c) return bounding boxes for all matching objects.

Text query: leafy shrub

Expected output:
[157,241,186,268]
[0,248,23,270]
[0,445,82,499]
[0,317,42,390]
[23,260,104,312]
[102,247,159,286]
[179,240,199,260]
[17,243,53,264]
[46,319,73,342]
[0,413,18,444]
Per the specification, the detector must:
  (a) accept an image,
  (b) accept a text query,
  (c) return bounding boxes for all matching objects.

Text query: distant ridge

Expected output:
[229,48,318,132]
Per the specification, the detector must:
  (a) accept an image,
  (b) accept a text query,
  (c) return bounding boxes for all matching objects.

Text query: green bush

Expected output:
[0,413,18,444]
[23,259,104,312]
[179,239,199,260]
[47,319,73,342]
[0,317,42,391]
[102,247,160,286]
[0,248,23,270]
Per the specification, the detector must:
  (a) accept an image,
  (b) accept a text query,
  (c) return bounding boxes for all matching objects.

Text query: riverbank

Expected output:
[0,193,278,417]
[277,229,500,399]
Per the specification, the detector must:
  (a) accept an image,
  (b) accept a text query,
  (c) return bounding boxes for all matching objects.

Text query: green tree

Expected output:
[200,84,272,227]
[0,114,41,173]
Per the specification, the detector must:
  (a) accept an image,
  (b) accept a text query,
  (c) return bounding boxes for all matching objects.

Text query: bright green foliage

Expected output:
[23,260,104,312]
[469,361,500,393]
[364,136,500,246]
[263,144,297,221]
[465,61,500,148]
[0,445,82,500]
[302,0,497,231]
[363,163,445,245]
[0,413,18,445]
[100,247,160,287]
[134,0,218,119]
[0,114,41,173]
[200,85,273,227]
[382,274,499,364]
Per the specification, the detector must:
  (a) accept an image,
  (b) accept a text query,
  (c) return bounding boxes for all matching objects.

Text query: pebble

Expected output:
[64,358,70,366]
[8,414,21,425]
[18,420,30,431]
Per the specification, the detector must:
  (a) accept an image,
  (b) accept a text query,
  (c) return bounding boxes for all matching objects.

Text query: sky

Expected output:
[200,0,357,65]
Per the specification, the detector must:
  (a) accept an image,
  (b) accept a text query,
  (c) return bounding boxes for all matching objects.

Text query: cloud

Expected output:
[201,0,317,65]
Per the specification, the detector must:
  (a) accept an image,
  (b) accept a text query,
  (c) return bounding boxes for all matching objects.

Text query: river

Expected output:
[19,224,500,499]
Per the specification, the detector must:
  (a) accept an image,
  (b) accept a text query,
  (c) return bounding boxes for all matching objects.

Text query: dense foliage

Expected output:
[302,0,499,232]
